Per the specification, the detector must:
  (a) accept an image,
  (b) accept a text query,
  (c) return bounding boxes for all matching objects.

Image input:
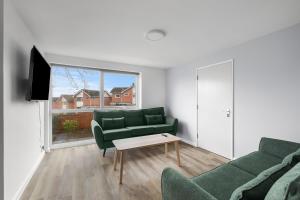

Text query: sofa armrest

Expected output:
[161,168,217,200]
[91,120,105,149]
[259,137,300,159]
[165,116,178,134]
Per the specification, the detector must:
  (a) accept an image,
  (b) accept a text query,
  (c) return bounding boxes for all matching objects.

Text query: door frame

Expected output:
[196,59,234,159]
[48,68,97,150]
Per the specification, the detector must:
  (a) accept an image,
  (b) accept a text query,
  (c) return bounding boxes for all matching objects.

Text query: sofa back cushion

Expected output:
[123,110,144,127]
[143,107,165,123]
[94,110,124,127]
[282,148,300,165]
[265,163,300,200]
[230,151,281,176]
[230,163,291,200]
[230,148,300,200]
[102,117,125,130]
[259,137,300,159]
[145,114,164,125]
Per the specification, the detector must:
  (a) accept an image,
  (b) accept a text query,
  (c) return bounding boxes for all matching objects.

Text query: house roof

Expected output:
[74,89,111,97]
[55,89,113,103]
[103,91,111,97]
[52,97,60,102]
[60,95,74,103]
[121,86,133,93]
[83,89,100,97]
[111,85,134,94]
[110,87,129,94]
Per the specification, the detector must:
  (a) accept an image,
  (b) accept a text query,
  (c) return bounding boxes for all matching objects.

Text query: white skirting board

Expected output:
[13,151,45,200]
[181,138,197,147]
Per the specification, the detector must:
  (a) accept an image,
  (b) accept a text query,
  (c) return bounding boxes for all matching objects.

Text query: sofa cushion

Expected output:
[230,149,300,200]
[143,107,165,123]
[94,110,124,127]
[123,110,145,127]
[102,117,125,130]
[265,163,300,200]
[162,168,218,200]
[145,114,164,125]
[103,128,132,141]
[259,137,300,159]
[192,164,255,200]
[149,124,174,133]
[230,151,281,175]
[230,163,292,200]
[143,107,165,116]
[282,148,300,165]
[127,125,155,136]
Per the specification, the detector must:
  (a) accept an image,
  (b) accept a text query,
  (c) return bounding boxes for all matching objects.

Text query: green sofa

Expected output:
[161,137,300,200]
[91,107,178,156]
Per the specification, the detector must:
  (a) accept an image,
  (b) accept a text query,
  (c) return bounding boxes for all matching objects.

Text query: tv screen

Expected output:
[26,46,51,101]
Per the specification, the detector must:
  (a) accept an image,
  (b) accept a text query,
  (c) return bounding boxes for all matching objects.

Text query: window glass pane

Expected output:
[51,65,100,144]
[104,72,137,107]
[51,66,100,110]
[52,112,93,144]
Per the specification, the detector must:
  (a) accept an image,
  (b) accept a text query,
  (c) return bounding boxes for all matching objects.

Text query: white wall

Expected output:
[3,1,44,199]
[166,23,300,158]
[0,0,4,199]
[2,2,166,198]
[45,53,166,109]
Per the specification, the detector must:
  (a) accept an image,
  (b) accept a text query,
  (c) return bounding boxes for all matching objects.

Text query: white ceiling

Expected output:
[12,0,300,68]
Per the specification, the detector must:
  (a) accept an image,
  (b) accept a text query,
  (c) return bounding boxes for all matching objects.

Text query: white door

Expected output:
[197,60,233,159]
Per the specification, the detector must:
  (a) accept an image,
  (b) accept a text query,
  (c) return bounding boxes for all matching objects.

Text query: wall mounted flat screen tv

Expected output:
[26,46,51,101]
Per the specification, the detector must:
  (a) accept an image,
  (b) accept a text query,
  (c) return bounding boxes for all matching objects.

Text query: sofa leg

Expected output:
[103,148,106,157]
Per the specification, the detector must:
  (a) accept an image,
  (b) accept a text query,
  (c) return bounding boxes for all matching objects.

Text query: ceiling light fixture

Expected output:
[145,29,166,41]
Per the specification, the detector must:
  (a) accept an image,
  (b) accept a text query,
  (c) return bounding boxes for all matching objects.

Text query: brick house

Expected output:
[52,85,136,109]
[52,97,61,109]
[52,89,112,109]
[54,95,75,109]
[110,84,136,105]
[73,89,112,108]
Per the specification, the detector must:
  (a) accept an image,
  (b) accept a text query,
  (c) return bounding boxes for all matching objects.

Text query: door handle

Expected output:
[226,109,231,117]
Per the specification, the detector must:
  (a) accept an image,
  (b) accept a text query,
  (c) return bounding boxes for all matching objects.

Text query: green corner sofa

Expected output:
[91,107,178,156]
[161,137,300,200]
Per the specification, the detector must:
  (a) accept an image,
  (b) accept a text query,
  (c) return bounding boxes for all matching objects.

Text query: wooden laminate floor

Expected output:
[21,143,228,200]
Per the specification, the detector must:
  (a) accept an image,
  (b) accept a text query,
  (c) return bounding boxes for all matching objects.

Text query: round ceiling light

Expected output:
[145,29,166,41]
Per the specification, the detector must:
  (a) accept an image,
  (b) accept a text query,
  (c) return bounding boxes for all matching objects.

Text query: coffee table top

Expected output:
[112,133,181,150]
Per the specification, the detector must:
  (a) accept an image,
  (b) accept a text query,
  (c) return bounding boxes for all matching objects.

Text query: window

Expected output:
[50,65,140,144]
[51,66,100,144]
[104,72,137,107]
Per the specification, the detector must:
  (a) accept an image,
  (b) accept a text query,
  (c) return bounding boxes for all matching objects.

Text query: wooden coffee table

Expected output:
[112,133,181,184]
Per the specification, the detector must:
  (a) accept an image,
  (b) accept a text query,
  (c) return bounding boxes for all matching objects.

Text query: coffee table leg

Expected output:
[119,151,124,184]
[113,149,118,171]
[174,141,181,167]
[165,143,168,157]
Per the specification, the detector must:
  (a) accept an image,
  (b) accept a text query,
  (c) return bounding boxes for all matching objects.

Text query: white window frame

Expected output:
[49,63,141,149]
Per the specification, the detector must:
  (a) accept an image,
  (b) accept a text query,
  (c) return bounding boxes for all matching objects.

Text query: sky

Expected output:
[51,65,136,97]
